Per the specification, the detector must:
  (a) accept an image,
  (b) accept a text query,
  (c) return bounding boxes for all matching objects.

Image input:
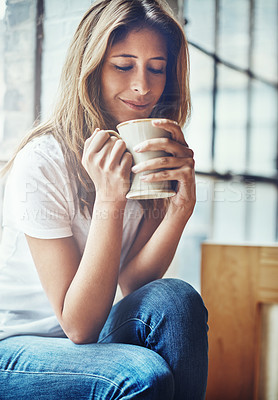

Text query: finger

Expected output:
[108,139,128,168]
[134,138,193,158]
[87,130,111,153]
[91,128,101,140]
[131,156,186,173]
[121,151,133,171]
[84,128,100,150]
[152,119,188,146]
[140,162,195,183]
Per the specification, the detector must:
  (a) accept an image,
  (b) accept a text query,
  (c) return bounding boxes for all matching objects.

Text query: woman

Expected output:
[0,0,208,399]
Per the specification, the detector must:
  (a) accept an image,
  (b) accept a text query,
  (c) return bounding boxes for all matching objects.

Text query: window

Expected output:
[174,0,278,290]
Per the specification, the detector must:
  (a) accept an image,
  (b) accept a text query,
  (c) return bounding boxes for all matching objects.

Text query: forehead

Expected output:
[108,27,167,58]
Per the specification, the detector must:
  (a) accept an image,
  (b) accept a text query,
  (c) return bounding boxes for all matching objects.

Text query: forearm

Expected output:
[120,118,196,295]
[62,197,126,343]
[120,204,191,295]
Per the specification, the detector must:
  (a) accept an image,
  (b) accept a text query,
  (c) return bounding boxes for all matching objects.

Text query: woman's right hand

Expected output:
[82,128,133,203]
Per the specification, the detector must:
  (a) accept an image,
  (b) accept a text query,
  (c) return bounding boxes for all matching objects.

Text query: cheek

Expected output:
[102,74,125,102]
[155,76,167,98]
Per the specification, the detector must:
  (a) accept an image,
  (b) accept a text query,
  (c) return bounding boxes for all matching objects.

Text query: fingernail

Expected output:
[132,165,140,173]
[133,144,142,152]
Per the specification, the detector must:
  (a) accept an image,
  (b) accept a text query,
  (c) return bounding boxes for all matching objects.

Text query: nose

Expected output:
[131,68,150,95]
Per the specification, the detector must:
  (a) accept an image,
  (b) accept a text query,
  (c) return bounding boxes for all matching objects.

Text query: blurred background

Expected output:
[0,0,277,290]
[179,0,278,291]
[0,0,277,399]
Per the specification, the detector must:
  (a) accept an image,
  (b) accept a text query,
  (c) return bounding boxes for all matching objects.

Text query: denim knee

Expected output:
[143,278,208,325]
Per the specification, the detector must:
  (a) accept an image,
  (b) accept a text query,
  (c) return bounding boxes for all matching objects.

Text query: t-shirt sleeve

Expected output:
[3,142,75,239]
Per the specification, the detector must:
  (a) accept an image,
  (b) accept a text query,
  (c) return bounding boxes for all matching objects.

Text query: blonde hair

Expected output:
[1,0,191,216]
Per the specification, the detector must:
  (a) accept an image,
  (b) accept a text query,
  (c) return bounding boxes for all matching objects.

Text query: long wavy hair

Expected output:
[1,0,191,216]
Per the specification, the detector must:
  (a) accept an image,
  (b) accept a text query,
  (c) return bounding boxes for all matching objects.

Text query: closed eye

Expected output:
[114,65,133,72]
[113,65,164,74]
[148,68,165,75]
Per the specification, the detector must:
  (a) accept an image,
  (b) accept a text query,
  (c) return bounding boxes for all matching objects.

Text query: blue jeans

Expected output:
[0,279,208,399]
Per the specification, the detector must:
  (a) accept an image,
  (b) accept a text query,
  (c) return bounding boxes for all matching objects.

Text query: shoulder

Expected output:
[5,133,75,212]
[4,134,75,237]
[15,134,65,171]
[10,134,71,186]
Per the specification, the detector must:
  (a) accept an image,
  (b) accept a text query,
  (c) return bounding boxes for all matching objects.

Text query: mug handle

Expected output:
[106,130,121,139]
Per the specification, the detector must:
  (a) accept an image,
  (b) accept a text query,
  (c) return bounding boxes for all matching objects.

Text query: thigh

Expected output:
[0,335,174,400]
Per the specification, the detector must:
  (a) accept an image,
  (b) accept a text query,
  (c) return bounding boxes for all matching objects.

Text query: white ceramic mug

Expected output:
[115,118,176,200]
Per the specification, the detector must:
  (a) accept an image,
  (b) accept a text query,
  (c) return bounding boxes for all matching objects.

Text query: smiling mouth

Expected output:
[120,99,150,110]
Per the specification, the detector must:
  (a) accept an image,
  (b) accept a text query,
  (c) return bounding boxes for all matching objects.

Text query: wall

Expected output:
[41,0,92,119]
[1,0,37,159]
[0,0,37,240]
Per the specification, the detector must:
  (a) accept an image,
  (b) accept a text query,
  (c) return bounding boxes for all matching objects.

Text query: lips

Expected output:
[120,99,150,110]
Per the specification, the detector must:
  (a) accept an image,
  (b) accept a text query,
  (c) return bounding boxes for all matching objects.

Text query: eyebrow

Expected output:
[111,54,167,61]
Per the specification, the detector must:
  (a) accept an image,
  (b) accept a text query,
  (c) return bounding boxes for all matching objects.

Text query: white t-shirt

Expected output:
[0,134,144,340]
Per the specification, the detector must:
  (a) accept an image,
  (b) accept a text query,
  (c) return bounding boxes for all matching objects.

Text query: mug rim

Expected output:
[117,118,162,129]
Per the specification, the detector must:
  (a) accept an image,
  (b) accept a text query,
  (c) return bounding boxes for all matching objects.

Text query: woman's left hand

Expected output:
[131,119,196,219]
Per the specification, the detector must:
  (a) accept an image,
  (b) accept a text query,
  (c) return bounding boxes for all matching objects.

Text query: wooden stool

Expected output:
[201,243,278,400]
